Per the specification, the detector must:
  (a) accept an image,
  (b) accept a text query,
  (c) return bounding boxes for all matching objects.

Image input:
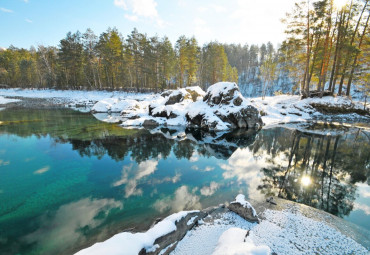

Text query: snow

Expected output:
[231,194,258,217]
[75,210,198,255]
[0,96,20,104]
[171,212,255,255]
[187,216,198,226]
[90,82,262,131]
[0,88,151,109]
[1,86,368,130]
[73,191,368,255]
[250,209,368,255]
[212,228,270,255]
[250,95,369,127]
[91,98,141,113]
[170,208,368,255]
[207,82,239,99]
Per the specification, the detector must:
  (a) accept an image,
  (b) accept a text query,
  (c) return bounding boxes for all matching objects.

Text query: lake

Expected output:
[0,108,369,255]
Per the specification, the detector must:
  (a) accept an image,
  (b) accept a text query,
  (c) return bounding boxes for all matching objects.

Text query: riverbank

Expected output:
[76,195,369,255]
[1,97,369,254]
[1,86,369,129]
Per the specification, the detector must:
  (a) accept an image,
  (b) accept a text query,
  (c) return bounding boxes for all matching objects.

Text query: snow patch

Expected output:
[75,210,198,255]
[231,194,257,217]
[0,96,20,104]
[212,227,270,255]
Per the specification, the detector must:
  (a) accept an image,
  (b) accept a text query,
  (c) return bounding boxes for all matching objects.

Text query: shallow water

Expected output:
[0,108,369,255]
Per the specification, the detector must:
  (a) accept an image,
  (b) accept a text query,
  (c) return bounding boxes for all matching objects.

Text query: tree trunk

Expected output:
[329,11,345,93]
[339,1,368,95]
[347,12,370,96]
[338,1,354,96]
[305,0,311,96]
[318,3,333,93]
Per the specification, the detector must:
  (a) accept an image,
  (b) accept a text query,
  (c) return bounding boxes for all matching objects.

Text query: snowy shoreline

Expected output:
[1,87,369,254]
[75,195,369,255]
[1,84,369,129]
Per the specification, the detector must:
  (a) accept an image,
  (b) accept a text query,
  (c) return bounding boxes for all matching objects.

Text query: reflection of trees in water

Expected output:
[255,127,369,218]
[63,128,259,163]
[2,107,368,218]
[0,108,259,163]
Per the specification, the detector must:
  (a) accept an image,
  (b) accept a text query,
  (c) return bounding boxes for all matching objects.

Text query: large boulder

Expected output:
[203,82,242,106]
[186,82,263,130]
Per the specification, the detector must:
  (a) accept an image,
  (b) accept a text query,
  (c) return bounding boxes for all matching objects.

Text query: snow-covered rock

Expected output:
[228,194,259,223]
[91,82,263,131]
[75,210,203,255]
[186,83,263,130]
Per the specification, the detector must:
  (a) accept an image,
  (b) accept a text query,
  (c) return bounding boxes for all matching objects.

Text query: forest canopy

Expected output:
[0,0,368,98]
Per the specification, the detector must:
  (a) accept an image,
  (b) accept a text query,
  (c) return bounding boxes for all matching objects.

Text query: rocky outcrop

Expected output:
[186,83,263,130]
[92,82,264,131]
[139,211,207,255]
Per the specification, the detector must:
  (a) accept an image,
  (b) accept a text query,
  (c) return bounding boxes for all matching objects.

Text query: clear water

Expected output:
[0,108,369,255]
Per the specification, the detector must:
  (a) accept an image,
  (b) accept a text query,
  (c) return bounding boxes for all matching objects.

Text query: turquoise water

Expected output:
[0,108,369,254]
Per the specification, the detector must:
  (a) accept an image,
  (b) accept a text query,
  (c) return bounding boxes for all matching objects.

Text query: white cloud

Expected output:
[353,202,370,215]
[34,166,50,174]
[0,7,13,13]
[114,0,164,26]
[200,181,219,196]
[124,14,138,22]
[193,17,213,43]
[177,0,187,7]
[357,183,370,198]
[197,6,207,12]
[204,166,215,172]
[219,148,276,200]
[24,0,29,3]
[153,185,201,213]
[25,18,33,23]
[24,198,122,249]
[189,152,199,162]
[0,159,10,166]
[211,4,226,13]
[113,159,159,198]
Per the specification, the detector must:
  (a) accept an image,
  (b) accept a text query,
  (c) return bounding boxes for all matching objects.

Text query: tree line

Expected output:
[0,28,237,92]
[0,0,368,99]
[281,0,369,97]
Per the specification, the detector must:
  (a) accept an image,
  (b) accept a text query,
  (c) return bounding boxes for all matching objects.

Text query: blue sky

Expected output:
[0,0,297,49]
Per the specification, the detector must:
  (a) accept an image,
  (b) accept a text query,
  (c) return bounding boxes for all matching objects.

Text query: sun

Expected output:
[333,0,348,10]
[301,176,311,187]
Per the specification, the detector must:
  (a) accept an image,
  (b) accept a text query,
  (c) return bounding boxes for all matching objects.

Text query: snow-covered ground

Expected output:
[0,95,20,105]
[1,87,368,129]
[0,88,151,108]
[250,95,369,126]
[75,194,369,255]
[76,210,199,255]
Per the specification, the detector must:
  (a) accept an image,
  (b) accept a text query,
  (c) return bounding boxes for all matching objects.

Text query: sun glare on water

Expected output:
[301,176,311,187]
